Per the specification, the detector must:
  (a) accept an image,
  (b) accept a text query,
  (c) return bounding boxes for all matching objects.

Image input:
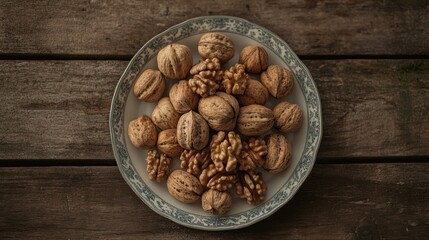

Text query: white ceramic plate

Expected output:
[110,16,322,230]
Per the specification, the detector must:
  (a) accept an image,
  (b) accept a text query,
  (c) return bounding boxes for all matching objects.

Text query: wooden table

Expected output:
[1,1,428,239]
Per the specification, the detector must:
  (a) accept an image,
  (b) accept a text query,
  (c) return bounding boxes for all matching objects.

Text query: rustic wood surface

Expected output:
[1,0,428,239]
[0,164,428,239]
[0,0,428,56]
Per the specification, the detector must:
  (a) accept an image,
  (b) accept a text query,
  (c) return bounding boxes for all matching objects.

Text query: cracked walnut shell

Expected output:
[188,74,219,98]
[264,133,292,173]
[202,189,233,215]
[236,171,267,205]
[239,138,268,171]
[176,111,210,150]
[157,44,193,80]
[151,97,181,130]
[237,104,274,136]
[190,58,223,82]
[261,65,294,98]
[198,33,234,64]
[198,92,239,131]
[200,163,237,191]
[169,80,199,114]
[210,131,242,172]
[133,69,166,102]
[146,150,171,182]
[222,64,248,95]
[273,101,303,133]
[239,45,268,73]
[180,148,211,176]
[237,79,269,106]
[167,170,203,203]
[128,115,157,149]
[157,129,184,158]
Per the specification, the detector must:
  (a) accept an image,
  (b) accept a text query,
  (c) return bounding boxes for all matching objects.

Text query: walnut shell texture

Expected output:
[133,69,166,102]
[261,65,294,98]
[264,133,292,173]
[273,101,303,133]
[157,129,184,158]
[167,170,203,203]
[198,33,234,64]
[239,45,268,73]
[169,80,200,114]
[127,115,157,149]
[151,97,181,130]
[237,79,269,106]
[176,111,210,150]
[198,92,239,131]
[237,104,274,136]
[201,189,233,215]
[157,44,193,80]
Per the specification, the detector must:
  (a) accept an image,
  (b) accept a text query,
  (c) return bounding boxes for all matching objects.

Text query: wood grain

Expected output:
[0,164,427,239]
[0,0,428,56]
[0,60,428,160]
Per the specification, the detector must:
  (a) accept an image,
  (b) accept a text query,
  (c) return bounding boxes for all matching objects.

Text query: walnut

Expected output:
[273,101,303,133]
[167,170,203,203]
[237,79,269,106]
[201,189,233,215]
[133,69,166,102]
[236,171,267,205]
[176,111,210,150]
[180,148,211,176]
[198,33,234,64]
[151,97,181,130]
[264,134,292,173]
[199,163,238,191]
[146,150,171,182]
[188,74,219,98]
[169,80,199,114]
[239,46,268,73]
[237,104,274,136]
[239,138,268,171]
[222,64,248,95]
[128,115,157,149]
[210,131,242,172]
[261,65,294,98]
[198,92,239,131]
[190,58,224,82]
[157,129,184,158]
[157,44,193,80]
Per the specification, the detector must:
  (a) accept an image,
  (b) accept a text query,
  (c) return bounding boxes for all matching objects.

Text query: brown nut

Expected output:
[198,33,234,64]
[180,148,211,176]
[239,138,268,171]
[201,189,233,215]
[133,69,166,102]
[210,131,242,172]
[169,80,200,114]
[157,129,184,158]
[222,63,248,95]
[190,58,223,82]
[188,74,219,98]
[264,133,292,173]
[167,170,203,203]
[151,97,181,130]
[239,46,268,73]
[157,44,193,80]
[200,163,237,191]
[237,79,269,106]
[273,101,303,133]
[146,150,171,182]
[261,65,294,98]
[198,92,239,131]
[128,115,157,149]
[176,111,210,150]
[236,171,267,205]
[237,104,274,136]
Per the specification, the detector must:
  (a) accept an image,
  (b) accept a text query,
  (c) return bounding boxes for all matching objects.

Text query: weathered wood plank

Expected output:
[0,164,427,239]
[0,0,428,56]
[0,59,428,160]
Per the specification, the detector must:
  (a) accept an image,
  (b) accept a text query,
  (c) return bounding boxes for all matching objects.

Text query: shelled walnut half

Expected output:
[236,171,267,205]
[146,150,171,182]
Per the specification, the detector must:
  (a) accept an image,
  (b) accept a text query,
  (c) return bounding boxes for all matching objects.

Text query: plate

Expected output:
[109,16,322,230]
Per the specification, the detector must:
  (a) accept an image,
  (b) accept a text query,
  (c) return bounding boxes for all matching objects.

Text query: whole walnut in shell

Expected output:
[236,171,267,205]
[157,129,184,158]
[157,44,193,80]
[198,33,234,64]
[239,46,268,73]
[146,150,171,182]
[237,79,269,106]
[261,65,294,98]
[128,115,157,149]
[169,80,199,114]
[210,131,242,172]
[167,170,203,203]
[273,101,303,133]
[222,64,248,95]
[237,104,274,136]
[202,189,233,215]
[176,111,210,150]
[133,69,166,102]
[151,97,181,130]
[264,134,292,173]
[198,92,239,131]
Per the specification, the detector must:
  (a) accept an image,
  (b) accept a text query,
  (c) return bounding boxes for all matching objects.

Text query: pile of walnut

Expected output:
[128,32,303,215]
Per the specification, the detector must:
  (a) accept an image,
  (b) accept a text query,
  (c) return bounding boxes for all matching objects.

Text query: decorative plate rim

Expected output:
[109,15,323,231]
